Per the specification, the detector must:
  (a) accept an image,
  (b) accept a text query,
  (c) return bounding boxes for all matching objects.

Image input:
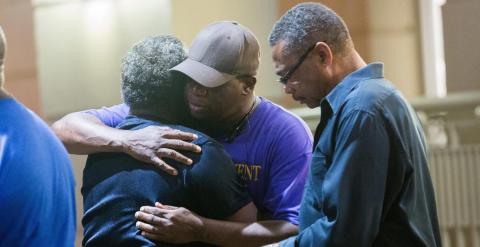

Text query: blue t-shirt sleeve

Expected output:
[262,121,312,225]
[82,103,130,127]
[294,110,389,246]
[187,140,252,219]
[0,100,77,246]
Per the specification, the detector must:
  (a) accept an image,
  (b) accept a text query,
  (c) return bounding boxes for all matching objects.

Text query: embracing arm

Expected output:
[52,112,127,154]
[51,106,201,175]
[200,217,297,246]
[136,203,297,247]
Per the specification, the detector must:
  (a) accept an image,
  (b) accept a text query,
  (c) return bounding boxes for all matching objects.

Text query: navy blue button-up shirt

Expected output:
[282,63,441,246]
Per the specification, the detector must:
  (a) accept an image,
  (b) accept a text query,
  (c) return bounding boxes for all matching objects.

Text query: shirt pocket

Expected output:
[308,152,330,209]
[311,153,329,175]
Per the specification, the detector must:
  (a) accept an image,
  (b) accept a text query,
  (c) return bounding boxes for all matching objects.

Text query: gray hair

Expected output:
[121,35,187,114]
[268,2,352,57]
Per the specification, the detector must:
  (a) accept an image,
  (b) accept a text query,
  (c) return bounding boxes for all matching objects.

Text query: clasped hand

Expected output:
[135,202,205,244]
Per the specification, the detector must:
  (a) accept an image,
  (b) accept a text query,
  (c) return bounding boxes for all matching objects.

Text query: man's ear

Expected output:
[314,42,333,66]
[238,76,256,95]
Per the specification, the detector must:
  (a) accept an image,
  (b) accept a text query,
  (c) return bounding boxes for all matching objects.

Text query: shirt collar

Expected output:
[322,62,384,115]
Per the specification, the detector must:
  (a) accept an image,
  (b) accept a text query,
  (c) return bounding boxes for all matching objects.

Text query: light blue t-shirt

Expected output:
[84,97,312,225]
[0,98,76,247]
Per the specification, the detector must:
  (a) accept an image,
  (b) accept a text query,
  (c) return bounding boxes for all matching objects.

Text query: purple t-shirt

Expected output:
[84,97,312,225]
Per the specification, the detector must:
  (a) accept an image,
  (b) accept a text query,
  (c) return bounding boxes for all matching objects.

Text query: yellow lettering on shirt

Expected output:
[235,163,261,181]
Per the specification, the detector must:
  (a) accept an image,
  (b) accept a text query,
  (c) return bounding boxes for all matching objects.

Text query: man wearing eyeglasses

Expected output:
[53,21,312,246]
[268,3,441,247]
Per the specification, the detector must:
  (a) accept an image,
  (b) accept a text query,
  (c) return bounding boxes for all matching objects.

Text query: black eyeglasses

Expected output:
[277,44,316,84]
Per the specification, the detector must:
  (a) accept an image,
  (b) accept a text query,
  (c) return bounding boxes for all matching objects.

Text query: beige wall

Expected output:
[443,0,480,93]
[367,0,423,98]
[34,0,172,119]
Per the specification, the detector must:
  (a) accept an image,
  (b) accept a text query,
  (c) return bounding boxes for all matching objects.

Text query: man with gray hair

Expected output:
[268,2,441,246]
[0,26,76,246]
[81,35,255,246]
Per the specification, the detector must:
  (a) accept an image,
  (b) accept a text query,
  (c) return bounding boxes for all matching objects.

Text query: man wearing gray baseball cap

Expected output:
[170,21,261,128]
[53,21,312,246]
[171,21,259,88]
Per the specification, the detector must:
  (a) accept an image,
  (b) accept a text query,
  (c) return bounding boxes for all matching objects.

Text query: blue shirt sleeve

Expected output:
[82,103,130,127]
[292,110,390,246]
[262,122,312,225]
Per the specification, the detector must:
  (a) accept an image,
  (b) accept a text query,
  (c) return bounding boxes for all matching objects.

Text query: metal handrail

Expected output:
[289,91,480,119]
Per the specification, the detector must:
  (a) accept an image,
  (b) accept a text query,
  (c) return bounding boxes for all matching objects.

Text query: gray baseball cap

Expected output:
[171,21,260,88]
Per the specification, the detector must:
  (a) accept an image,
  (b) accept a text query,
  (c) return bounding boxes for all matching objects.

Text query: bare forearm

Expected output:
[52,112,126,154]
[200,219,297,247]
